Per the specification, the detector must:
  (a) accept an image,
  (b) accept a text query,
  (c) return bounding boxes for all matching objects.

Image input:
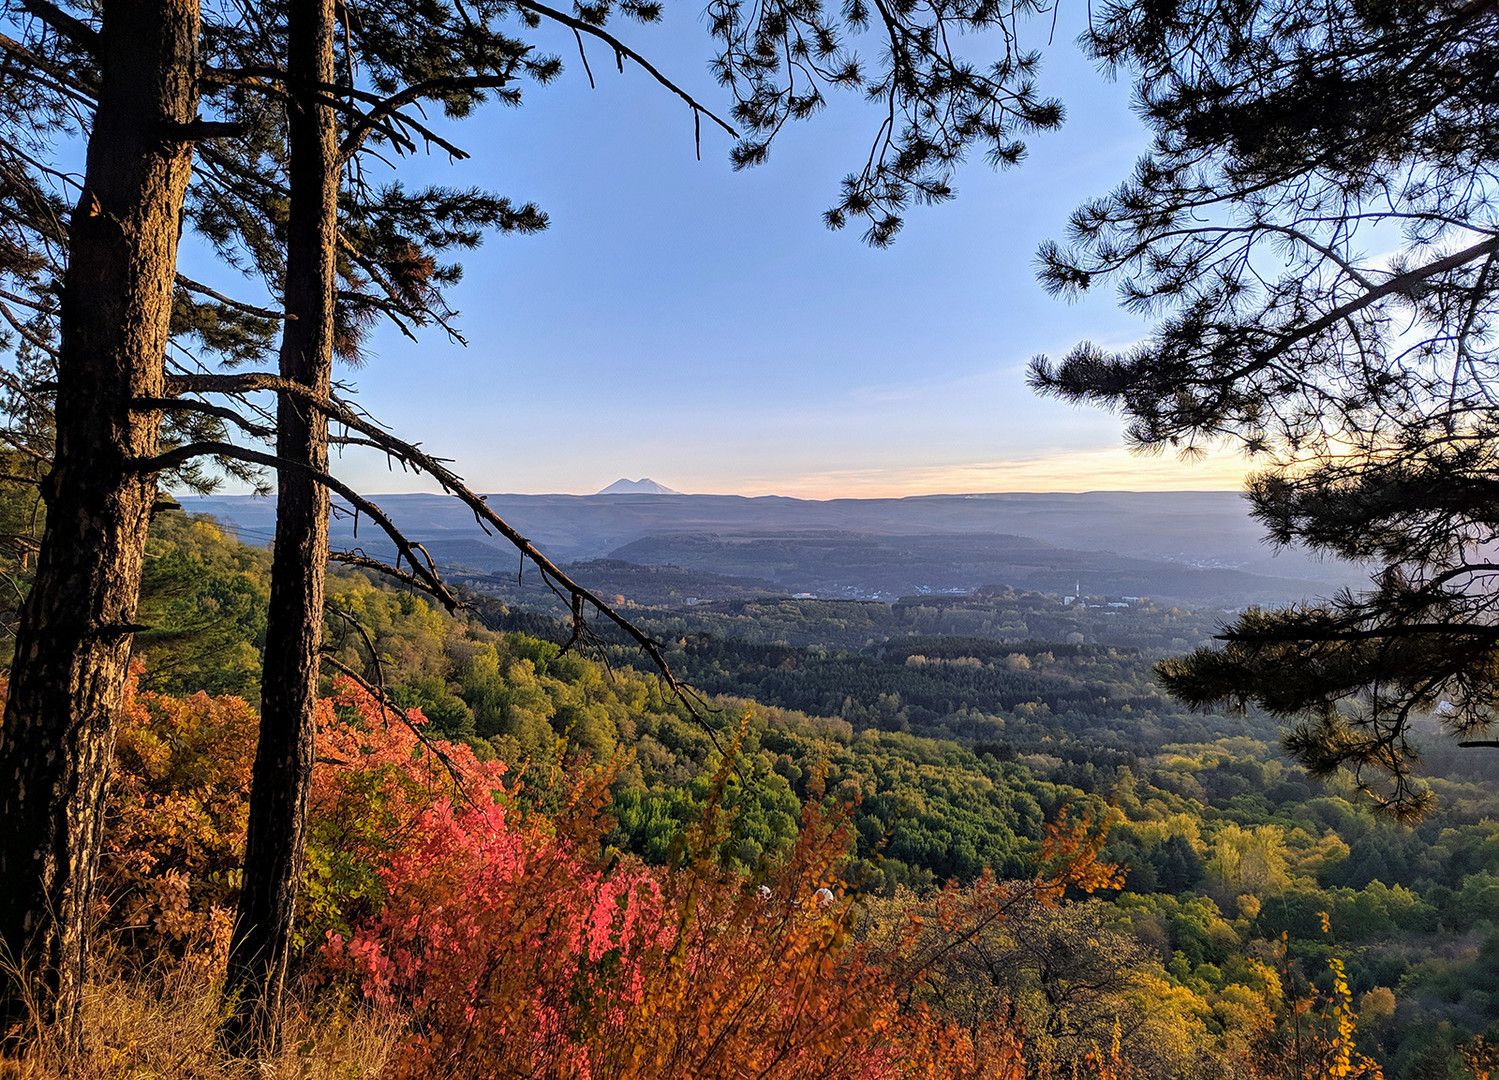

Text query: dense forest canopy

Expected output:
[0,0,1078,1043]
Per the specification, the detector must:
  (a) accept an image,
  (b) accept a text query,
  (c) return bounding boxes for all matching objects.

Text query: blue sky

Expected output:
[311,5,1251,497]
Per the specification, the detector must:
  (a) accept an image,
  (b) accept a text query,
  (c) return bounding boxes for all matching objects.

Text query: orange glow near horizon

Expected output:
[718,446,1254,500]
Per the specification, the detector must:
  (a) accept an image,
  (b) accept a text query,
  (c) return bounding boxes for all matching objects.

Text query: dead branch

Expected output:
[324,601,389,701]
[330,547,454,597]
[132,439,461,613]
[153,374,717,731]
[174,273,290,321]
[138,396,277,440]
[320,650,478,800]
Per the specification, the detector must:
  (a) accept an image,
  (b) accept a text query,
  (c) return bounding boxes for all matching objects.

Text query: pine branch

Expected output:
[338,74,517,160]
[139,396,277,440]
[1229,233,1499,382]
[0,30,98,101]
[16,0,98,55]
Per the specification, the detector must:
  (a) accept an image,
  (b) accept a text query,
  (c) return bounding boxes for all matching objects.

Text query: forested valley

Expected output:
[18,503,1493,1078]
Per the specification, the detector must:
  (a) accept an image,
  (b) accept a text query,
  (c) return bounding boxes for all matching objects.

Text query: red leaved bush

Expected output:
[330,742,1111,1079]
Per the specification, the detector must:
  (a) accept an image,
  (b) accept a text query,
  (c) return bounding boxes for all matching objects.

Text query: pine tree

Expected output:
[1028,0,1499,815]
[143,0,1078,1050]
[0,0,515,1036]
[0,0,210,1040]
[216,0,340,1046]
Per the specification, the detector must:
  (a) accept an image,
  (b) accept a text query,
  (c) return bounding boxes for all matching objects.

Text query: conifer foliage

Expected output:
[1028,0,1499,814]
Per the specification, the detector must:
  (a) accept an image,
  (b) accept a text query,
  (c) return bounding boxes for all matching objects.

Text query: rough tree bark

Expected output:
[219,0,339,1051]
[0,0,201,1043]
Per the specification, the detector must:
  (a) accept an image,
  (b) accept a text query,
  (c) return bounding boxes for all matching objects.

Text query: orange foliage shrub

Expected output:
[99,677,498,967]
[1462,1036,1499,1080]
[104,690,259,961]
[331,748,1118,1079]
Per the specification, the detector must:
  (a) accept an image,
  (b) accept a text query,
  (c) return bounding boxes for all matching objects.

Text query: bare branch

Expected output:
[513,0,739,139]
[132,439,461,612]
[138,396,277,439]
[174,274,289,321]
[330,547,456,598]
[320,650,479,800]
[158,373,717,731]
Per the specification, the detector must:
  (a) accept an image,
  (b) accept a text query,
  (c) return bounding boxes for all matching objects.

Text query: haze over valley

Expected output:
[187,486,1364,609]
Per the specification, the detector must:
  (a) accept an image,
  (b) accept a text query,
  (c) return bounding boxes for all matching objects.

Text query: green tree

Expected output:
[0,0,1075,1043]
[1028,0,1499,815]
[134,514,270,698]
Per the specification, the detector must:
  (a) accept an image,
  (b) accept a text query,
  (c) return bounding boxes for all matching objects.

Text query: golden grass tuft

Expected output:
[2,965,400,1080]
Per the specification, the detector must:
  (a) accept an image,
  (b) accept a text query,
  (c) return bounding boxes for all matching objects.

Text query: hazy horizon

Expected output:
[188,480,1251,501]
[301,441,1254,502]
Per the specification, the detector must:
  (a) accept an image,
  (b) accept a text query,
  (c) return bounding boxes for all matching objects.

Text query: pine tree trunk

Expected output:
[220,0,339,1052]
[0,0,200,1044]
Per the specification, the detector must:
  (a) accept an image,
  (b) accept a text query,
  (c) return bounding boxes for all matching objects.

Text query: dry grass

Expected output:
[2,965,400,1080]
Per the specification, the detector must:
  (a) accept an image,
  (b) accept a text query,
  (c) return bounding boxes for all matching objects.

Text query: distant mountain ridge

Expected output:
[596,478,681,495]
[181,489,1368,608]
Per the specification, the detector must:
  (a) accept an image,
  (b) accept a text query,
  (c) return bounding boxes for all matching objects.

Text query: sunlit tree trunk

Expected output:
[220,0,339,1052]
[0,0,201,1043]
